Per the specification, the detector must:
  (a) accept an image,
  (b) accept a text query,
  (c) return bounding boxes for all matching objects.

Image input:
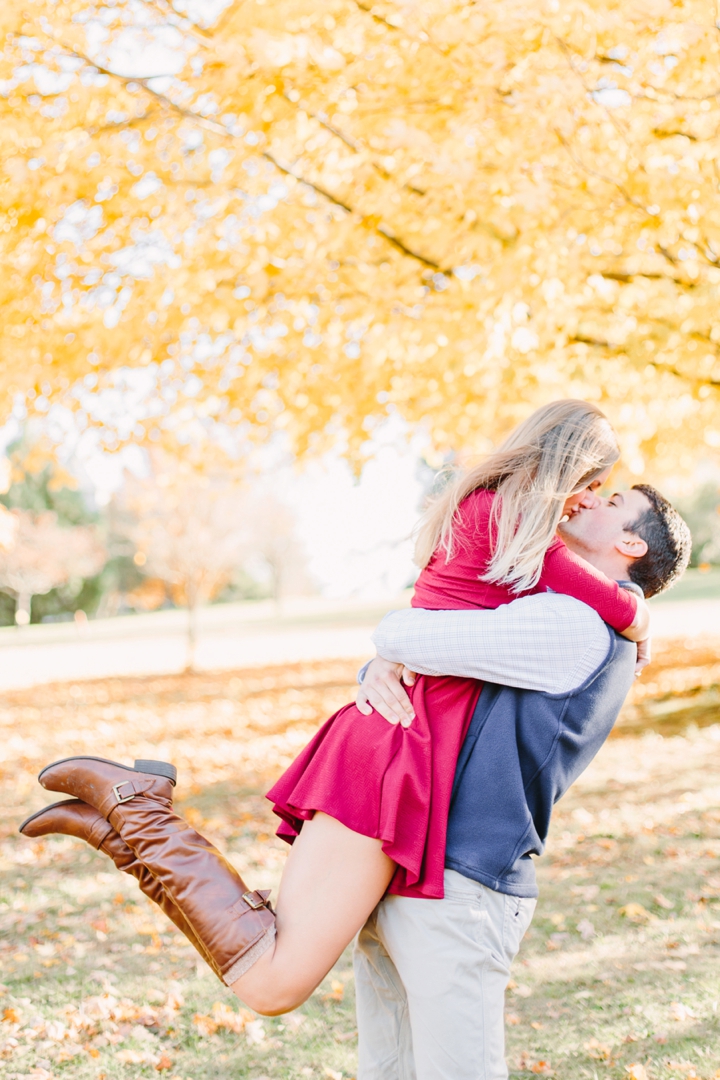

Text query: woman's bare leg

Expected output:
[231,812,395,1015]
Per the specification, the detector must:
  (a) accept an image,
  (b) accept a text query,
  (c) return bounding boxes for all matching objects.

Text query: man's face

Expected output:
[559,488,651,558]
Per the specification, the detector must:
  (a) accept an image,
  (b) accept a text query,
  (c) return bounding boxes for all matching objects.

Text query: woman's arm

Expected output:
[620,593,650,642]
[539,539,645,639]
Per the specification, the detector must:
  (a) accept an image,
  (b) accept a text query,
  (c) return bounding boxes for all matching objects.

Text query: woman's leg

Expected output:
[36,758,394,1013]
[38,757,277,984]
[232,812,395,1015]
[20,800,221,977]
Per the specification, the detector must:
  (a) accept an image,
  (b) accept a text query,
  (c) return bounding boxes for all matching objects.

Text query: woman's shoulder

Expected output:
[456,487,495,525]
[458,486,495,509]
[450,487,495,549]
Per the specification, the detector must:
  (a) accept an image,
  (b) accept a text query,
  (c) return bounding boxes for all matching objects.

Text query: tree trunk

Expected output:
[186,598,199,672]
[15,591,31,627]
[268,557,283,617]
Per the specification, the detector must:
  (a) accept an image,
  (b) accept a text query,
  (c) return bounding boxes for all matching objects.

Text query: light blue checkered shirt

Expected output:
[370,593,617,695]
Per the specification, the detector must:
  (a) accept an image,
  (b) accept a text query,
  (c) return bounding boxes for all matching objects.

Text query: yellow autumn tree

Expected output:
[1,0,719,478]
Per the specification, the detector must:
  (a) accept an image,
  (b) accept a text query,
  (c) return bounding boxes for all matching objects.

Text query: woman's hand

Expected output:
[356,656,417,727]
[621,594,651,643]
[635,636,651,676]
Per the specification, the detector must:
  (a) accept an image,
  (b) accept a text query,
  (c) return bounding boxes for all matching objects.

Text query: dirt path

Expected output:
[0,592,716,692]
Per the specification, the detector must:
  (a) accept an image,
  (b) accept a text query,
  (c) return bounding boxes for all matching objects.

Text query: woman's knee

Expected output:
[231,975,312,1017]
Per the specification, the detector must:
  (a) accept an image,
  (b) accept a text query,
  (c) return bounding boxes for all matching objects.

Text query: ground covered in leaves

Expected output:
[1,638,719,1080]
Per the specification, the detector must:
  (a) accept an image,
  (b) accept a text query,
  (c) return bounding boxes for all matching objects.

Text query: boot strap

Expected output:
[242,889,271,911]
[102,775,169,820]
[87,814,115,850]
[112,781,137,804]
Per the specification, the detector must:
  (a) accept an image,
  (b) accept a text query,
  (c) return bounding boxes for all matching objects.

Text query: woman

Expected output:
[22,400,649,1015]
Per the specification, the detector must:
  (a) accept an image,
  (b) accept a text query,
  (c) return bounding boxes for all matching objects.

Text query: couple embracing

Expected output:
[22,400,691,1079]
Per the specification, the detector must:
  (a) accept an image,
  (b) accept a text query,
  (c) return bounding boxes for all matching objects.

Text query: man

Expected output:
[353,484,691,1080]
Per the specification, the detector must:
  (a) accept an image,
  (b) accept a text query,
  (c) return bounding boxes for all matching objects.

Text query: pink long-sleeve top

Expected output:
[412,488,637,631]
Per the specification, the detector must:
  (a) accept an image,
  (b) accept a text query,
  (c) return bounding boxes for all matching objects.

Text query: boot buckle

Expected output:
[242,891,265,910]
[112,781,136,804]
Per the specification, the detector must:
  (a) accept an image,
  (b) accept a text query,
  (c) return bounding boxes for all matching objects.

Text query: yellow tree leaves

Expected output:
[0,0,719,474]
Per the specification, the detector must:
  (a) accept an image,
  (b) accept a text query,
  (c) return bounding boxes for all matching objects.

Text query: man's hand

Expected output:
[356,656,417,727]
[635,636,651,676]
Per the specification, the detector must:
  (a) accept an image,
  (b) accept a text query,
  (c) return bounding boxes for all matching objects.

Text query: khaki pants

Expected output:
[353,869,536,1080]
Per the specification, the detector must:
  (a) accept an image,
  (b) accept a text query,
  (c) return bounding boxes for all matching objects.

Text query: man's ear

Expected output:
[616,533,648,560]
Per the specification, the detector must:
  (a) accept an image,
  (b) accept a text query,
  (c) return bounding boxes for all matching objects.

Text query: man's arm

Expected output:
[356,596,612,725]
[371,594,612,694]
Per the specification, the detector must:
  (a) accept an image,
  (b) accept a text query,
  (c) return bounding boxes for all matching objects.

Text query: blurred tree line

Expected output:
[0,448,311,632]
[0,441,717,633]
[675,482,720,568]
[0,453,107,625]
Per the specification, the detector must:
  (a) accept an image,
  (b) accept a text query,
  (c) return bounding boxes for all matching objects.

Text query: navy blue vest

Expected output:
[445,630,636,897]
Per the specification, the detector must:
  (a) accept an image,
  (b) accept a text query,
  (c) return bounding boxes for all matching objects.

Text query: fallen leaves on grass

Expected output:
[2,648,720,1079]
[333,1029,358,1043]
[654,893,675,910]
[618,902,654,923]
[117,1048,155,1065]
[0,1037,18,1059]
[576,918,595,939]
[669,1002,696,1022]
[245,1018,267,1045]
[192,1001,255,1036]
[62,988,183,1035]
[322,979,345,1002]
[625,1066,650,1080]
[585,1037,613,1062]
[518,1050,554,1074]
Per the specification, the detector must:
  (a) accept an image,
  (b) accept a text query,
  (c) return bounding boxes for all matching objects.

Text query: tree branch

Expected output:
[352,0,450,60]
[281,88,423,191]
[571,334,615,348]
[260,150,353,214]
[555,37,633,151]
[601,268,695,287]
[553,128,649,214]
[376,225,445,270]
[644,359,720,388]
[50,41,448,275]
[572,335,720,389]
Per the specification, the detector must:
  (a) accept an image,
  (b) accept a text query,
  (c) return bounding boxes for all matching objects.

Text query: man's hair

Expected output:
[625,484,692,597]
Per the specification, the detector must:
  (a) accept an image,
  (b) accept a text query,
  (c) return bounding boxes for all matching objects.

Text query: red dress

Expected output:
[266,489,637,898]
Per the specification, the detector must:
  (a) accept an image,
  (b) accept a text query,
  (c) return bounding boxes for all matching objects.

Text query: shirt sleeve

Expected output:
[370,595,612,694]
[539,539,638,633]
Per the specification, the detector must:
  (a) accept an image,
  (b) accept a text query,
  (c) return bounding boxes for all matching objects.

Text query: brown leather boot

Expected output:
[37,756,275,985]
[19,798,220,978]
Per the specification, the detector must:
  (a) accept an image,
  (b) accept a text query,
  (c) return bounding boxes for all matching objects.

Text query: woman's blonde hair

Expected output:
[414,400,620,593]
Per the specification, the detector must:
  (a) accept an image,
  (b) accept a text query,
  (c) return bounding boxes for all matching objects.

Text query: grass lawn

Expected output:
[1,641,719,1080]
[650,566,720,605]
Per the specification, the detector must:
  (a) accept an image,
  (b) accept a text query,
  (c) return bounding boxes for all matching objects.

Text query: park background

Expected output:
[1,1,720,1078]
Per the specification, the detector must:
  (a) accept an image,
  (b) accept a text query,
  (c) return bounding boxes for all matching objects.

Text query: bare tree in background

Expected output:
[123,466,251,669]
[243,489,312,610]
[0,505,16,552]
[0,510,106,625]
